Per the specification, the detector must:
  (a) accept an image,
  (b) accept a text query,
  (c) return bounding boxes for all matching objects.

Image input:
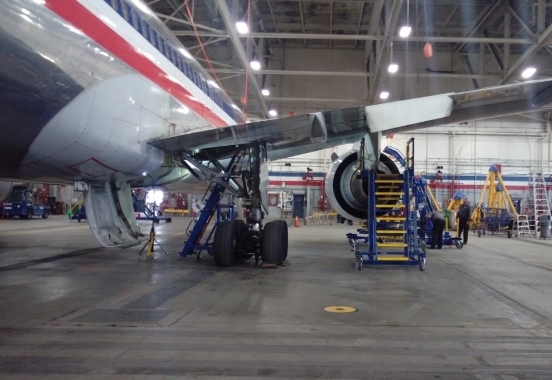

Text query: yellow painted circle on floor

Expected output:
[324,306,357,313]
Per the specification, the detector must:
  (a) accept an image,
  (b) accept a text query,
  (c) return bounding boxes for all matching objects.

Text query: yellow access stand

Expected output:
[471,164,518,228]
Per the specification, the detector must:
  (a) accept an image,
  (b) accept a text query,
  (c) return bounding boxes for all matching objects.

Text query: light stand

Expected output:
[137,178,169,258]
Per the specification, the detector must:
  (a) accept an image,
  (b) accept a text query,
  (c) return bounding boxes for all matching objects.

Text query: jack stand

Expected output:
[138,223,169,258]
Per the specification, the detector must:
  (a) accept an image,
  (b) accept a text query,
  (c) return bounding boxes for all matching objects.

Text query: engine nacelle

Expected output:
[325,150,400,221]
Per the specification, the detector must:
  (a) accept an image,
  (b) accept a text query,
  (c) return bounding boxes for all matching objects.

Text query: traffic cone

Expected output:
[294,216,300,227]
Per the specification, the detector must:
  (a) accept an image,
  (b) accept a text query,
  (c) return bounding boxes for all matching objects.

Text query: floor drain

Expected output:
[324,306,357,313]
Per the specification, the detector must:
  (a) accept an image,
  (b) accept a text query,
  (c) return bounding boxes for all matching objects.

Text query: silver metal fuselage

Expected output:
[0,0,243,185]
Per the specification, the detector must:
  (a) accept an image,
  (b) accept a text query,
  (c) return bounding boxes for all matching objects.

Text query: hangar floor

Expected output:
[0,216,552,379]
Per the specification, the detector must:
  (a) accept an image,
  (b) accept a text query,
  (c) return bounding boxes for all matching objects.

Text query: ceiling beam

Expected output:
[171,30,534,44]
[499,20,552,84]
[367,0,403,104]
[214,0,269,117]
[211,68,498,80]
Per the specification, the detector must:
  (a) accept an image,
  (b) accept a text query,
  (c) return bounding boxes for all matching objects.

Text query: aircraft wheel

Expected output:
[262,220,288,265]
[213,221,238,267]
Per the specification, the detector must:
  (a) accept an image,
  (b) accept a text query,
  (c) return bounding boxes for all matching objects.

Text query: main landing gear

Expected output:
[179,144,289,267]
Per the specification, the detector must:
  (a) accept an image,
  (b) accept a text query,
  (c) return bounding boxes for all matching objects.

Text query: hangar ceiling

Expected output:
[146,0,552,120]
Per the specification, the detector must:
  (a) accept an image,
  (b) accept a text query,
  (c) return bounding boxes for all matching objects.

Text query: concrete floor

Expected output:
[1,216,552,379]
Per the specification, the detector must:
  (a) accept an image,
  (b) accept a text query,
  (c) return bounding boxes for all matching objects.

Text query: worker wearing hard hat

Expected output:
[456,198,471,245]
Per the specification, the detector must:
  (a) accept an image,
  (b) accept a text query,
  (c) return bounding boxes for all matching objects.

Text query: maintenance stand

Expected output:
[347,138,426,271]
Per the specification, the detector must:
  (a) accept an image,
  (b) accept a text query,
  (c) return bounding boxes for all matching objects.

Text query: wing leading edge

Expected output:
[149,78,552,160]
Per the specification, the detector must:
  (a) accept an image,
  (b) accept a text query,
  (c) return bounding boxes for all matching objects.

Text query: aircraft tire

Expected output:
[233,219,247,257]
[262,220,288,265]
[213,221,238,267]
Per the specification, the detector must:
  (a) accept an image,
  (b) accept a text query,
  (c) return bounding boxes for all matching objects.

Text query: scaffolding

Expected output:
[524,172,551,233]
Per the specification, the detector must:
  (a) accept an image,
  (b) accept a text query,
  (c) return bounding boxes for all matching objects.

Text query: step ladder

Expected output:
[515,215,534,237]
[525,173,550,233]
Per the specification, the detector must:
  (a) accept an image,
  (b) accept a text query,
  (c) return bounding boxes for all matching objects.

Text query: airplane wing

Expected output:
[149,78,552,161]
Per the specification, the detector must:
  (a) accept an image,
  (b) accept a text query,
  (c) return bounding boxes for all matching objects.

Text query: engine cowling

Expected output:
[325,150,400,221]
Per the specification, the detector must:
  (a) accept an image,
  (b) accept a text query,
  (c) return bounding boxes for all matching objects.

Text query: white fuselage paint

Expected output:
[1,0,243,184]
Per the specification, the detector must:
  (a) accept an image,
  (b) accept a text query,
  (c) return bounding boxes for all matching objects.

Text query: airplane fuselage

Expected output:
[0,0,244,184]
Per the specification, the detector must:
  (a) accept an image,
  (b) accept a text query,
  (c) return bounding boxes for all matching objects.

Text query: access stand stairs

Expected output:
[347,138,426,271]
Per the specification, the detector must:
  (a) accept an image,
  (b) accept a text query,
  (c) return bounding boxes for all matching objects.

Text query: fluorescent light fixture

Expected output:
[178,48,192,59]
[521,67,537,79]
[268,109,278,117]
[261,88,270,96]
[388,63,399,73]
[399,26,412,38]
[236,21,249,34]
[380,91,390,100]
[250,60,261,70]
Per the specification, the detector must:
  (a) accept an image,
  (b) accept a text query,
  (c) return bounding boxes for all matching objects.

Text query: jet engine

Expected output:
[325,150,400,221]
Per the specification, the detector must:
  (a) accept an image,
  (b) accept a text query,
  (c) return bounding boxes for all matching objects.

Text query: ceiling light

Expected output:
[380,91,390,100]
[261,88,270,96]
[208,80,219,89]
[235,21,248,34]
[521,67,537,79]
[268,109,278,117]
[399,26,412,38]
[178,48,192,59]
[250,60,261,70]
[388,63,399,73]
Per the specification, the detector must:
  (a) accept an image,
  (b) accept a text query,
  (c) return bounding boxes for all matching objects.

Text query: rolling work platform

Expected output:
[347,138,426,271]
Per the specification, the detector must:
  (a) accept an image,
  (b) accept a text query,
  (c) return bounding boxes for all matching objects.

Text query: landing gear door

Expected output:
[85,181,145,248]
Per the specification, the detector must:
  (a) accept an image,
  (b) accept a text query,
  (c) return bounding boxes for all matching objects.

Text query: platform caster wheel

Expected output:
[455,240,463,249]
[419,258,426,271]
[507,231,512,238]
[357,260,362,271]
[477,232,481,237]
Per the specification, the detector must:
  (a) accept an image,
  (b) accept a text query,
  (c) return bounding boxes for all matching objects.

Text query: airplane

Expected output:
[2,0,552,266]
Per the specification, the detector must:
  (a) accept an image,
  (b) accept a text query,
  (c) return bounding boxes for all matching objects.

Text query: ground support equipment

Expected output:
[476,207,513,238]
[347,138,426,271]
[179,152,243,262]
[413,177,463,249]
[132,192,172,223]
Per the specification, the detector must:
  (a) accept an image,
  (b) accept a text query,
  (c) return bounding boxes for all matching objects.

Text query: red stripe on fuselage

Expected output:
[45,0,229,128]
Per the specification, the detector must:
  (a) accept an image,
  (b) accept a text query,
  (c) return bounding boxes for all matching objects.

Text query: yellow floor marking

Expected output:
[324,306,357,313]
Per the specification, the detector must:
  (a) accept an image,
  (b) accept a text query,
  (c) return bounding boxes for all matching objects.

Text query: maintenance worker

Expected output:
[457,198,471,245]
[427,210,445,249]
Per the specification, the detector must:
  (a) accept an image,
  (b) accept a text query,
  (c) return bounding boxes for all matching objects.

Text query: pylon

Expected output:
[294,216,300,227]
